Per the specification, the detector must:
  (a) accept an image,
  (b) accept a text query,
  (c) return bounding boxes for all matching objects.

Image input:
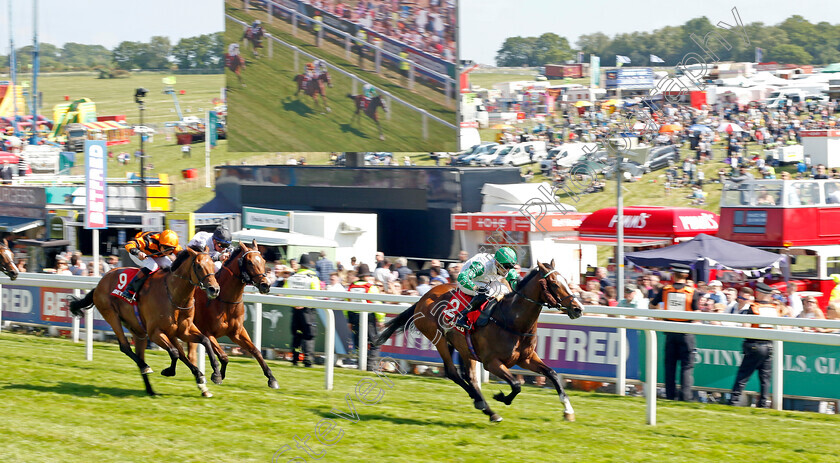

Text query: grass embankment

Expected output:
[1,332,838,462]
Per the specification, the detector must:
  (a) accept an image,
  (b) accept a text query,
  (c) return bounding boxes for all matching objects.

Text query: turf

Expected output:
[224,17,456,152]
[1,332,838,462]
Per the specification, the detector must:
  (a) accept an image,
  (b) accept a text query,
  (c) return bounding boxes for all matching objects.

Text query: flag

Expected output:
[755,47,763,62]
[616,55,631,67]
[650,54,664,63]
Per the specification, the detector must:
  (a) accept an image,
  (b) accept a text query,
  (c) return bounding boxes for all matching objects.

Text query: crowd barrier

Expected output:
[3,272,840,425]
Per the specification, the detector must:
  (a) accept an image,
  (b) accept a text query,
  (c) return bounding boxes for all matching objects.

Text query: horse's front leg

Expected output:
[518,352,575,421]
[376,117,385,141]
[484,358,521,406]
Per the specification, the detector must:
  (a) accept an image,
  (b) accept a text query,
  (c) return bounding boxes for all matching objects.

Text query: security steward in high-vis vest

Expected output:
[728,282,779,408]
[399,49,411,84]
[650,263,702,401]
[284,254,320,367]
[313,11,323,46]
[355,29,368,68]
[345,263,384,370]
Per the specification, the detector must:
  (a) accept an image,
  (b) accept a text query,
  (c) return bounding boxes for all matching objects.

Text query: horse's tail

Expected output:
[373,303,417,347]
[68,290,95,317]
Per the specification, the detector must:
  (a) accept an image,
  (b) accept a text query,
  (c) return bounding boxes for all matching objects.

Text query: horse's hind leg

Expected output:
[376,119,385,141]
[98,303,155,395]
[458,354,496,421]
[518,352,575,421]
[431,337,501,422]
[178,325,222,385]
[484,358,521,407]
[230,327,278,389]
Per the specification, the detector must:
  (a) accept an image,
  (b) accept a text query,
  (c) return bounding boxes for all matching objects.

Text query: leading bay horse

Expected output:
[347,94,387,140]
[0,239,19,280]
[374,260,584,422]
[226,53,246,87]
[188,241,275,388]
[69,246,221,397]
[294,73,332,113]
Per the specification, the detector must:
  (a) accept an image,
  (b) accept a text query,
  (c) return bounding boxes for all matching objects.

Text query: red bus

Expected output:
[718,178,840,308]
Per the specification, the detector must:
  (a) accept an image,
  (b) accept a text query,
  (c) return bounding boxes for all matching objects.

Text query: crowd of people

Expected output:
[302,0,456,62]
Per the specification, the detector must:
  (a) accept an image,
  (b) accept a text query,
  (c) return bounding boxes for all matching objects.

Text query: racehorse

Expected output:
[347,94,388,141]
[69,246,222,397]
[188,241,276,388]
[294,73,332,113]
[226,53,246,87]
[243,26,264,57]
[0,239,19,280]
[374,260,584,422]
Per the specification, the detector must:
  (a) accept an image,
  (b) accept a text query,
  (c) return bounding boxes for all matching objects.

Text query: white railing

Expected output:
[228,14,456,137]
[240,0,456,93]
[4,272,840,425]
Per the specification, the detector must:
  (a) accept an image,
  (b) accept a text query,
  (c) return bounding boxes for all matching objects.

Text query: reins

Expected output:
[165,252,214,310]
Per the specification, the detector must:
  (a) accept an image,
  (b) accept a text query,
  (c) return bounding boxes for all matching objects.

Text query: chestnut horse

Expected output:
[346,94,387,141]
[0,239,19,280]
[69,246,221,397]
[294,73,332,113]
[243,26,264,57]
[374,260,584,422]
[188,241,275,388]
[226,53,246,87]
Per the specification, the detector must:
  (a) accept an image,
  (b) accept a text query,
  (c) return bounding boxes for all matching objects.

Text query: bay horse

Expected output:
[226,53,246,87]
[294,73,332,113]
[188,240,276,388]
[68,246,221,397]
[243,26,264,57]
[347,94,388,140]
[0,239,19,280]
[374,260,584,422]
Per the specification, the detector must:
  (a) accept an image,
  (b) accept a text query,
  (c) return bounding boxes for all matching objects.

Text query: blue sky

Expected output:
[459,0,840,65]
[2,0,224,53]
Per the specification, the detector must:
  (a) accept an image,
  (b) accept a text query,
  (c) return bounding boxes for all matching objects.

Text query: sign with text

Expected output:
[1,285,110,330]
[243,207,292,232]
[84,140,107,229]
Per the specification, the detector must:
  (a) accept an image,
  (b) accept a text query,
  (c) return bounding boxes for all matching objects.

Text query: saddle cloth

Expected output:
[110,268,156,304]
[441,289,489,332]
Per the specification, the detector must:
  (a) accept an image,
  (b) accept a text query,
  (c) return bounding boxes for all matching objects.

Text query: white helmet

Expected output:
[254,20,261,26]
[363,83,373,92]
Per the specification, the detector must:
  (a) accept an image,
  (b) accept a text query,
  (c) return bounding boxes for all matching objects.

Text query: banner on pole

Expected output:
[84,140,107,229]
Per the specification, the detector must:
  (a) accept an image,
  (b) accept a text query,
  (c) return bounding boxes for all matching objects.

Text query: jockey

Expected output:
[304,62,317,81]
[121,230,183,302]
[228,43,240,57]
[314,59,328,76]
[362,83,377,99]
[454,247,519,329]
[186,226,232,271]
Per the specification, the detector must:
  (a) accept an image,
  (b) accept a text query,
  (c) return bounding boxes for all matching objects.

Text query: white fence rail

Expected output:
[228,14,456,137]
[4,273,840,425]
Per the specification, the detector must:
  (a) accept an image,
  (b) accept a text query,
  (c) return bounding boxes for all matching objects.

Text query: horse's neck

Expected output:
[501,282,543,332]
[217,263,246,303]
[169,261,197,302]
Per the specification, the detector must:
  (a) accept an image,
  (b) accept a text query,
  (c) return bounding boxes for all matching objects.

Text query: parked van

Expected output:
[539,142,599,173]
[492,141,547,166]
[764,89,822,108]
[459,128,482,151]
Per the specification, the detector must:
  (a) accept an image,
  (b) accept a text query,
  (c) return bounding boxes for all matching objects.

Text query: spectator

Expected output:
[595,266,612,287]
[315,250,336,283]
[706,280,726,304]
[346,263,383,371]
[728,282,778,408]
[284,254,320,367]
[785,285,804,318]
[415,275,432,296]
[617,284,647,310]
[603,286,618,306]
[374,258,395,285]
[394,257,412,281]
[798,296,826,332]
[429,259,450,280]
[69,253,87,276]
[327,272,346,292]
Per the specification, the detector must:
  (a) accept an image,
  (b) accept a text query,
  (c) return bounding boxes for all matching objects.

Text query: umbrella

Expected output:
[491,124,514,130]
[574,101,593,108]
[602,99,619,106]
[689,124,712,133]
[658,123,682,133]
[717,122,743,133]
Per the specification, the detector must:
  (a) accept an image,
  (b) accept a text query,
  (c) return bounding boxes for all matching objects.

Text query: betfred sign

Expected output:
[41,288,75,322]
[1,285,109,329]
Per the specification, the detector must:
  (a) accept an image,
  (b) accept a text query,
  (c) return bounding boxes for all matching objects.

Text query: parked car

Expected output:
[492,141,548,166]
[476,144,511,166]
[607,145,680,178]
[539,142,599,173]
[569,151,613,176]
[452,142,499,166]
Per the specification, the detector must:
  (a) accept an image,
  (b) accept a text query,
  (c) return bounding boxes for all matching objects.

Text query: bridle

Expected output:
[0,244,18,278]
[217,249,268,305]
[167,251,216,309]
[515,268,580,310]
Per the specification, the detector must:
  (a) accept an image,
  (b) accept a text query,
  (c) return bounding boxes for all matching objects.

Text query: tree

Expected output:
[112,41,146,70]
[576,32,610,56]
[496,36,537,67]
[769,44,813,64]
[533,33,572,65]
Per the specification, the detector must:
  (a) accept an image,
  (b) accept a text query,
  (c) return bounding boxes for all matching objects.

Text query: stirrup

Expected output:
[454,311,470,329]
[122,291,136,303]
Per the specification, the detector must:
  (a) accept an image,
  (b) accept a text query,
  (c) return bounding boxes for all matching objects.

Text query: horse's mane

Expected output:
[502,267,540,300]
[168,244,203,273]
[225,245,244,267]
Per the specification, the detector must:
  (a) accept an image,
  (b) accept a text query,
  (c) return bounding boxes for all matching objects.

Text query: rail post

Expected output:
[773,339,783,410]
[345,36,351,60]
[352,78,358,96]
[374,47,381,74]
[359,311,368,371]
[386,96,392,122]
[294,48,299,73]
[267,2,272,23]
[324,309,335,390]
[617,326,627,396]
[268,35,273,58]
[444,79,451,105]
[409,64,415,90]
[291,11,298,36]
[72,289,81,342]
[85,304,93,361]
[242,25,248,48]
[422,111,428,139]
[254,302,263,352]
[0,282,3,333]
[645,329,657,425]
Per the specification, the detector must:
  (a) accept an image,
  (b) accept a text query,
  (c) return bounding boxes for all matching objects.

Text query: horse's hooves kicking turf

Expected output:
[141,366,153,375]
[211,373,223,385]
[490,414,503,422]
[564,413,576,422]
[161,367,176,377]
[268,379,279,389]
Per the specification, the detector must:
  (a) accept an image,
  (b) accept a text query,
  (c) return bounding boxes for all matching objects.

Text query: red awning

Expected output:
[451,211,589,232]
[552,235,673,247]
[578,206,719,239]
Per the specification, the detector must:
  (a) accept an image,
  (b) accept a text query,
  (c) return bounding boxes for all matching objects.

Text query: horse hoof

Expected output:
[489,414,503,422]
[379,135,385,141]
[161,368,175,377]
[211,374,223,385]
[473,399,487,410]
[268,379,279,389]
[493,391,509,404]
[141,366,153,375]
[564,413,576,422]
[202,391,213,398]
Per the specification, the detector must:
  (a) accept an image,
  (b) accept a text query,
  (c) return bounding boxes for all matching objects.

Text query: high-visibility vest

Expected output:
[347,280,384,322]
[313,15,322,32]
[399,52,410,71]
[661,285,695,322]
[356,30,367,46]
[747,302,781,329]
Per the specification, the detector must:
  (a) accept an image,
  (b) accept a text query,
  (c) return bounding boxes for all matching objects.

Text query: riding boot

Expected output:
[122,267,153,302]
[455,292,488,329]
